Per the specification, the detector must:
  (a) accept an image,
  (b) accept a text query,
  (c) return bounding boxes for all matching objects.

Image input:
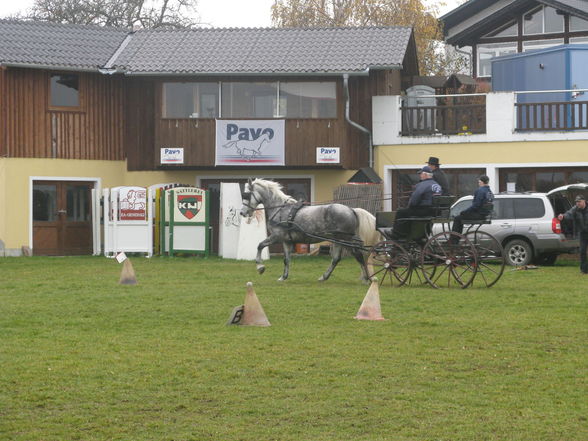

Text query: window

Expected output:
[494,199,515,220]
[477,42,517,77]
[514,198,545,218]
[523,38,563,52]
[485,21,518,38]
[279,82,337,118]
[536,172,565,193]
[50,73,80,108]
[570,36,588,45]
[162,82,219,118]
[221,82,278,118]
[523,6,563,35]
[570,16,588,32]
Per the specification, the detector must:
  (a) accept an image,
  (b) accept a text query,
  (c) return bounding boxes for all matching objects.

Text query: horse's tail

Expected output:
[353,208,383,247]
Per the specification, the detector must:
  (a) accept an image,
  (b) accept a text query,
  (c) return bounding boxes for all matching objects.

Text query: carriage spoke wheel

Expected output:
[368,241,412,287]
[465,231,505,288]
[421,232,477,289]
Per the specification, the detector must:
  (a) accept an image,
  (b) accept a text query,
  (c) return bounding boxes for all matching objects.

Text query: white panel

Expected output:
[173,225,206,251]
[219,183,243,258]
[237,204,269,261]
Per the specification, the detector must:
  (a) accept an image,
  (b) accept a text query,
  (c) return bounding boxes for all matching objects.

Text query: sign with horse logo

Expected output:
[215,120,285,166]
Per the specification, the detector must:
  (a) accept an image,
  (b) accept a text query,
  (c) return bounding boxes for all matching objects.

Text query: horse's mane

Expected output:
[252,178,296,204]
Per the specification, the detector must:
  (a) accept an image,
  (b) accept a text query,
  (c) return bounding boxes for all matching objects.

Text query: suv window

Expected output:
[452,198,515,220]
[495,199,514,220]
[514,198,545,218]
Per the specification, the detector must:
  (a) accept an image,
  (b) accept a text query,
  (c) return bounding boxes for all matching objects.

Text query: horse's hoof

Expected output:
[318,276,326,282]
[257,265,265,274]
[278,277,285,282]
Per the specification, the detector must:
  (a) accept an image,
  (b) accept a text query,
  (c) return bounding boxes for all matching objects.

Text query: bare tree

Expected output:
[271,0,468,75]
[24,0,200,29]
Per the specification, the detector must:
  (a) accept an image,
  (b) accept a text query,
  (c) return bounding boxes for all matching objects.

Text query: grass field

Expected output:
[1,255,587,441]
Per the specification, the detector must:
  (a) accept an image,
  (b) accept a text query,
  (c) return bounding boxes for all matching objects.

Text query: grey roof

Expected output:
[442,0,588,44]
[0,19,128,71]
[113,26,413,75]
[0,21,413,75]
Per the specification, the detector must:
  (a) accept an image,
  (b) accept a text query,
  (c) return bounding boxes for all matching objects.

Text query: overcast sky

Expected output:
[0,0,461,27]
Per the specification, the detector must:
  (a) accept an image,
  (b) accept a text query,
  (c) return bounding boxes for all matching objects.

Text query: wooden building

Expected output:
[0,20,419,256]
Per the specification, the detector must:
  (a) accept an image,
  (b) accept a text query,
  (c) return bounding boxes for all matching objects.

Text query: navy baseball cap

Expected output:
[417,166,433,174]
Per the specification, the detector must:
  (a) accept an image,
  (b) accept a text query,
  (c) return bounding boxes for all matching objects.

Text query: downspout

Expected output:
[343,73,374,169]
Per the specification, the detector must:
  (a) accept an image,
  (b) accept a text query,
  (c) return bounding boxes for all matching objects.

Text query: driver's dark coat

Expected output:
[408,178,442,207]
[562,205,588,237]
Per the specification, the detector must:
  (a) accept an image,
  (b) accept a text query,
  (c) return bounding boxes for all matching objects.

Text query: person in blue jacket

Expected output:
[451,175,494,236]
[391,166,442,240]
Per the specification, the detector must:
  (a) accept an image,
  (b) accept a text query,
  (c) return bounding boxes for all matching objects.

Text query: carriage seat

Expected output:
[431,195,456,219]
[460,203,494,225]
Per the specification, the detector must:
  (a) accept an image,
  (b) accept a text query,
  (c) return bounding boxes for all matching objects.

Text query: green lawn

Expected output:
[1,255,586,441]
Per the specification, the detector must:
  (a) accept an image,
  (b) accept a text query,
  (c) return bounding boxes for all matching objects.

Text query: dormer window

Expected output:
[49,73,80,109]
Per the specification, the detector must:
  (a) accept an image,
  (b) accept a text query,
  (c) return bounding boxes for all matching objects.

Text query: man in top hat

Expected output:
[391,166,442,241]
[558,194,588,274]
[427,156,450,196]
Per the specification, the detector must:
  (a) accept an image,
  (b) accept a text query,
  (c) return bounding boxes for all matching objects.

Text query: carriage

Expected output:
[368,196,506,289]
[240,178,505,288]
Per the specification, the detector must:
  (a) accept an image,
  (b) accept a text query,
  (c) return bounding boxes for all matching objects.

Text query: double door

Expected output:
[32,181,93,255]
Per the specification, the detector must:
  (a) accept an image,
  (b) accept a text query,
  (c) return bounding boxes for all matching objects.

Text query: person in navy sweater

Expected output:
[391,166,442,241]
[451,175,494,236]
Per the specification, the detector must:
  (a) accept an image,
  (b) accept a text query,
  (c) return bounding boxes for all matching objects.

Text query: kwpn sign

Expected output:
[162,187,210,256]
[178,194,202,220]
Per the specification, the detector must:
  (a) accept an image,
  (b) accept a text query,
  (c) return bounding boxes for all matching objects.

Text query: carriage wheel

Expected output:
[368,241,412,287]
[465,231,505,288]
[420,232,477,289]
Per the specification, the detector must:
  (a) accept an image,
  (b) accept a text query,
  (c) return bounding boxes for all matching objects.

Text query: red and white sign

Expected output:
[118,186,147,221]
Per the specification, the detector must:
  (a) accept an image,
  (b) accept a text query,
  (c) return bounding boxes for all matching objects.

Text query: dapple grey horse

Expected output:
[240,178,377,282]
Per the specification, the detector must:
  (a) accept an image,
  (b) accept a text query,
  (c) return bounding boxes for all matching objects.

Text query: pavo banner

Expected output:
[216,120,285,166]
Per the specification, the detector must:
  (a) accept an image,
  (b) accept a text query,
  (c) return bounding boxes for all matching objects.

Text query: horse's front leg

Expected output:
[319,243,343,281]
[279,242,294,282]
[255,236,275,274]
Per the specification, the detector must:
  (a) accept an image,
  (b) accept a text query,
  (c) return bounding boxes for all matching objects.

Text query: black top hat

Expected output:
[427,156,440,166]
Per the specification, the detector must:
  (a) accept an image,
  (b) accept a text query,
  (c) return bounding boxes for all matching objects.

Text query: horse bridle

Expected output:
[242,184,262,212]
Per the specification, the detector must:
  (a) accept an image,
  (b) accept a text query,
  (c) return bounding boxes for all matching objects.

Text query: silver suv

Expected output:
[446,189,579,266]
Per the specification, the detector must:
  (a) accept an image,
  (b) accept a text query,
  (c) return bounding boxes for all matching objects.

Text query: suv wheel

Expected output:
[504,239,533,266]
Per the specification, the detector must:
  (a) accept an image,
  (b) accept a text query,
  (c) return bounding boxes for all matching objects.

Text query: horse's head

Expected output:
[240,178,262,218]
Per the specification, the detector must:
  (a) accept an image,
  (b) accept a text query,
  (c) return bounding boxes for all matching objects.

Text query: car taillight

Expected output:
[552,217,562,234]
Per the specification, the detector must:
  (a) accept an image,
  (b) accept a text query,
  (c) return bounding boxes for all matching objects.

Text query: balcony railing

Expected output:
[401,94,486,136]
[515,90,588,131]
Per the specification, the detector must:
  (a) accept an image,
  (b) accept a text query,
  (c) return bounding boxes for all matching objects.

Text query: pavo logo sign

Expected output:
[178,194,202,220]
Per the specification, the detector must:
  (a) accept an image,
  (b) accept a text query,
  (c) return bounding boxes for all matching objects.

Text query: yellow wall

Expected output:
[375,140,588,170]
[0,158,355,253]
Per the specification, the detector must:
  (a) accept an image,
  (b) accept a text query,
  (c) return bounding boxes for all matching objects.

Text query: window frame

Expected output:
[159,80,339,120]
[48,72,83,112]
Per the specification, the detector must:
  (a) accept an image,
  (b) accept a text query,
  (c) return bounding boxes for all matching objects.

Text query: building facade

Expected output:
[0,20,418,256]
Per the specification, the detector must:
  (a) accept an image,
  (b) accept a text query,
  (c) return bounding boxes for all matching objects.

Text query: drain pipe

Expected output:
[343,73,373,169]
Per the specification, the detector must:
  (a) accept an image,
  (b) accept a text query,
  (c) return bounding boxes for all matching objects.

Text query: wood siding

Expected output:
[2,68,124,160]
[126,72,402,171]
[0,67,5,158]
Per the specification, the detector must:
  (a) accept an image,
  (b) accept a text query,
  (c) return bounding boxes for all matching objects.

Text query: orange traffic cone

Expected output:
[119,258,138,285]
[354,277,385,321]
[227,282,271,327]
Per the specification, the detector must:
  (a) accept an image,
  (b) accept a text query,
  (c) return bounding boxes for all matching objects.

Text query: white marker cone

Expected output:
[354,278,385,321]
